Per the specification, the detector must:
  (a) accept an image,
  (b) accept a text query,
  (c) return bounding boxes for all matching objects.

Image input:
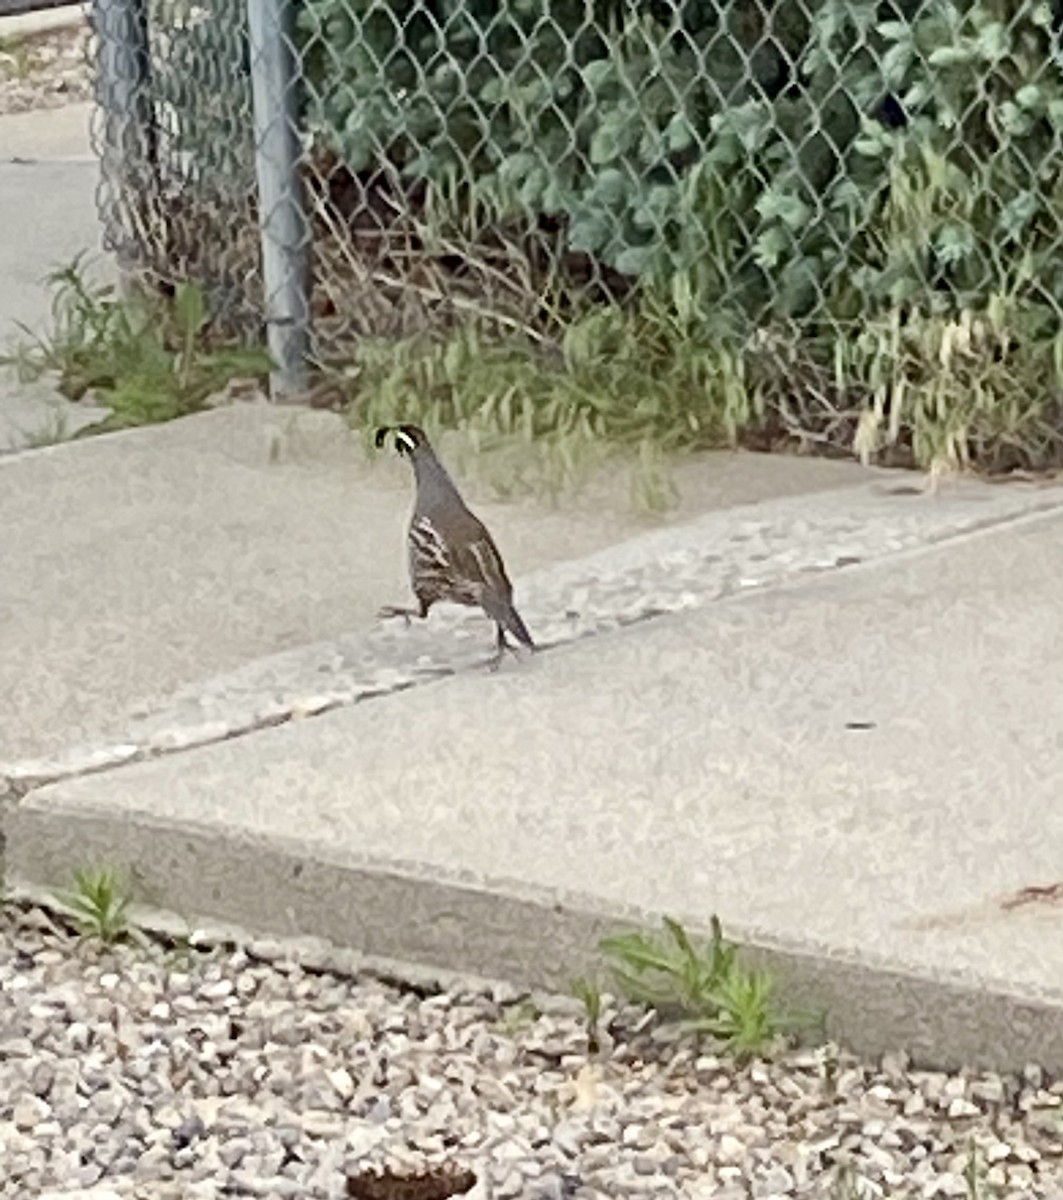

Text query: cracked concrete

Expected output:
[4,460,1061,793]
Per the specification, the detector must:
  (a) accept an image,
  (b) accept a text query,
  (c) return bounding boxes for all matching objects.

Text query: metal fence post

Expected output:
[247,0,310,399]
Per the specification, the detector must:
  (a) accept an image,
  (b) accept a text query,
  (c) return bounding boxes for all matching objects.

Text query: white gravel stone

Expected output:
[947,1097,981,1118]
[12,1094,50,1131]
[36,1191,124,1200]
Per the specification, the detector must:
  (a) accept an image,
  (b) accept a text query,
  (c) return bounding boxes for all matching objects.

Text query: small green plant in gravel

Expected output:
[2,253,272,432]
[53,866,133,945]
[963,1140,994,1200]
[599,915,822,1059]
[0,33,42,81]
[827,1162,876,1200]
[494,999,542,1036]
[571,975,604,1054]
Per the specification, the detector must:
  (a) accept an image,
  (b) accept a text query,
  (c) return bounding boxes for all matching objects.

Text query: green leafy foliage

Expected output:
[284,0,1063,482]
[54,867,133,945]
[353,297,750,510]
[109,0,1063,484]
[298,0,785,308]
[3,254,272,432]
[354,276,1063,513]
[599,915,823,1059]
[298,0,1063,331]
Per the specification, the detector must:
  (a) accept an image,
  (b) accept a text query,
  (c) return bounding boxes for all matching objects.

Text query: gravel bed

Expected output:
[5,902,1063,1200]
[0,23,91,116]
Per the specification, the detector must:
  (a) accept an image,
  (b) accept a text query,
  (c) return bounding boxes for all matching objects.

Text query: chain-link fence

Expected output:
[94,0,260,333]
[92,0,1063,467]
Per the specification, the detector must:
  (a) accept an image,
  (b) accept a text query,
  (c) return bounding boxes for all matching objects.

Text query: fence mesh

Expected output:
[93,0,1063,469]
[93,0,260,333]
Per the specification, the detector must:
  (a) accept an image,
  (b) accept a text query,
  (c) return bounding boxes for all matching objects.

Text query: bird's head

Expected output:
[374,424,429,458]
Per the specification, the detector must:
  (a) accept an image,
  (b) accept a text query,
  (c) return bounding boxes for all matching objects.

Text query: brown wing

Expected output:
[447,515,514,603]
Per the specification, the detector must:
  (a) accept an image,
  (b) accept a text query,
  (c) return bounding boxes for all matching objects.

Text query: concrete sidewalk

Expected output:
[0,103,100,337]
[0,3,89,40]
[0,100,114,450]
[0,402,893,765]
[9,485,1063,1072]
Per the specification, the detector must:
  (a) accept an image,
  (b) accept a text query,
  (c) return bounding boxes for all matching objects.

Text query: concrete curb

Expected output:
[0,2,87,39]
[9,797,1063,1074]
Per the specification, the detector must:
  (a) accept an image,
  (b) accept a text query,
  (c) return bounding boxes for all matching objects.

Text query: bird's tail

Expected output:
[497,601,535,650]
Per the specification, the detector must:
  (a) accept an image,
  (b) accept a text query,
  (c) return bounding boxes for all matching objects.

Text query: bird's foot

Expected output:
[488,647,513,672]
[378,605,416,627]
[488,632,525,671]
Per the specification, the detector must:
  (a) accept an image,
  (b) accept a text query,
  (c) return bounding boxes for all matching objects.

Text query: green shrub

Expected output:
[298,0,1063,331]
[3,255,272,431]
[110,0,1063,481]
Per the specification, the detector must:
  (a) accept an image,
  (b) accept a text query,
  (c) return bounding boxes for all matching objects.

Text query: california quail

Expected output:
[375,424,536,668]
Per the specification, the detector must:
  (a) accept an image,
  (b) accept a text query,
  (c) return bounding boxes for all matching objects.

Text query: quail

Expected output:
[375,424,536,668]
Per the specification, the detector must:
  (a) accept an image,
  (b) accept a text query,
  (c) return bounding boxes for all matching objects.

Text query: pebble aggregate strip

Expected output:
[0,23,92,116]
[3,480,1062,796]
[5,902,1063,1200]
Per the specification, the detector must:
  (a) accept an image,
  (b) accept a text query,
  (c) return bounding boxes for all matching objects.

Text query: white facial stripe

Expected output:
[394,430,416,453]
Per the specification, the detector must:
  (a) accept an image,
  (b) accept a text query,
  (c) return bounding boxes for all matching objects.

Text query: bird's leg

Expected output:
[488,625,518,672]
[377,596,431,626]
